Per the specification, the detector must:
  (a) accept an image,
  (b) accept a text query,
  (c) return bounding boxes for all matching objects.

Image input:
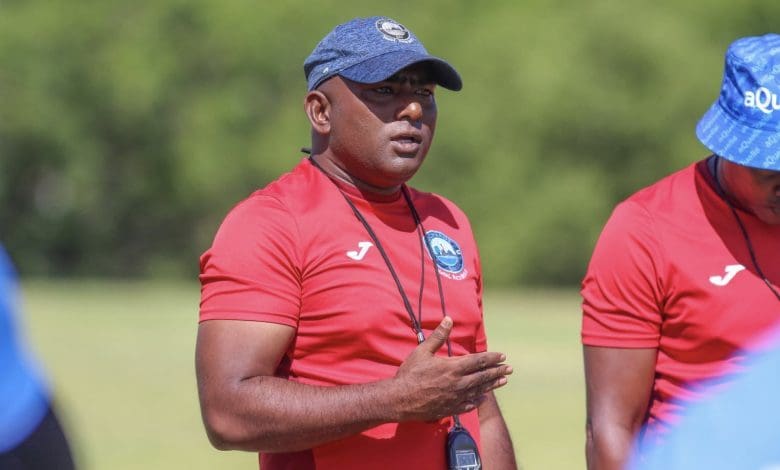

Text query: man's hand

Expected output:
[393,316,512,421]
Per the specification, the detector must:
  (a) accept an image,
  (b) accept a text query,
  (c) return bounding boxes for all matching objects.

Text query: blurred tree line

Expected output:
[1,0,778,285]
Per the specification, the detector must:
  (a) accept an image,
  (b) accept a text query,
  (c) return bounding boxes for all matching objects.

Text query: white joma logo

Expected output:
[346,241,373,260]
[744,87,780,114]
[709,264,746,286]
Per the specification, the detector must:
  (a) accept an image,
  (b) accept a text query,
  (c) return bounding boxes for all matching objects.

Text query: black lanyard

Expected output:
[308,157,452,351]
[309,157,479,436]
[711,155,780,302]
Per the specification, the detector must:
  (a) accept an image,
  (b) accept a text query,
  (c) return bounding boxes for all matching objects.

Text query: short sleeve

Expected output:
[581,200,666,348]
[199,195,302,326]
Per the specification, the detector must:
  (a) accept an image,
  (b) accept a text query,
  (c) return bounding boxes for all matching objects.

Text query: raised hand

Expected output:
[392,316,513,421]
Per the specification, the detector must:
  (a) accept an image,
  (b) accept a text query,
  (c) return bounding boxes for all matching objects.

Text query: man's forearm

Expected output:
[478,393,518,469]
[201,375,403,452]
[585,421,635,470]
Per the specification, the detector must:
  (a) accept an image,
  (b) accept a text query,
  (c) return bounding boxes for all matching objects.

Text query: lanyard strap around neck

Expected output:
[308,157,452,349]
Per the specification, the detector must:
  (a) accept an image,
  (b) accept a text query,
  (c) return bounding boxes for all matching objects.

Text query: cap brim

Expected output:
[339,50,462,91]
[696,101,780,171]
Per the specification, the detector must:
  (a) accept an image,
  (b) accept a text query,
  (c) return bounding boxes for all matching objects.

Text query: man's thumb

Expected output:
[421,316,453,353]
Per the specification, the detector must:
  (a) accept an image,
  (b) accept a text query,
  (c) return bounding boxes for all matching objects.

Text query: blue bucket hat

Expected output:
[696,33,780,171]
[303,16,462,92]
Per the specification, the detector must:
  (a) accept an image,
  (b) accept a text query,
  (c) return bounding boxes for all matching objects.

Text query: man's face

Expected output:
[319,63,438,193]
[722,159,780,225]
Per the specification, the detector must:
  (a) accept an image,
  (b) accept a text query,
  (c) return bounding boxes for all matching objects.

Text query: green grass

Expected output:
[19,280,584,470]
[484,289,585,470]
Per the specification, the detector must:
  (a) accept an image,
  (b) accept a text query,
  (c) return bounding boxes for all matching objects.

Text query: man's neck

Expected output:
[308,154,403,197]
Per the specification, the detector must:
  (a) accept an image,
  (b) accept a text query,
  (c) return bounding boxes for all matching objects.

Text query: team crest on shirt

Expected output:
[424,230,468,280]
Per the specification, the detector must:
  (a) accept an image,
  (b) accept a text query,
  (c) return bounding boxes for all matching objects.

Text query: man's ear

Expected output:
[304,90,331,135]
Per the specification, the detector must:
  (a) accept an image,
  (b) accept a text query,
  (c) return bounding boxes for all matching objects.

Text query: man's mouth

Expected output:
[392,133,422,144]
[391,133,423,155]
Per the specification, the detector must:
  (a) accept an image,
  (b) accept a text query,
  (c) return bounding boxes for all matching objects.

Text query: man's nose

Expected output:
[397,99,423,123]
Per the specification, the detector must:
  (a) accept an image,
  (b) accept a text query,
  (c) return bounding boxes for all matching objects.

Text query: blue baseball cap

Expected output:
[303,16,462,92]
[696,33,780,171]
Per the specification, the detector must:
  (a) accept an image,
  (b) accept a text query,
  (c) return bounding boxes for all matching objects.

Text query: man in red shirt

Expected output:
[196,16,517,470]
[582,34,780,470]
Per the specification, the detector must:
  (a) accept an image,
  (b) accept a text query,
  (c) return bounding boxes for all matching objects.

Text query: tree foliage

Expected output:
[1,0,778,284]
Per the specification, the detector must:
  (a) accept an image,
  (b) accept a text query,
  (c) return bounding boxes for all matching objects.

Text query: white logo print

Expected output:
[709,264,746,286]
[346,241,373,261]
[744,87,780,114]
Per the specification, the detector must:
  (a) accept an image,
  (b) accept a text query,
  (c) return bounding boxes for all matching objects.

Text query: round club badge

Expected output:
[424,230,466,279]
[375,19,413,43]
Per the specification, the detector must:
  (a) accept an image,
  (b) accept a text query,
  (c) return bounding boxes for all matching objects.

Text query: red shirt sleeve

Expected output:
[581,199,666,348]
[473,245,487,353]
[199,195,302,326]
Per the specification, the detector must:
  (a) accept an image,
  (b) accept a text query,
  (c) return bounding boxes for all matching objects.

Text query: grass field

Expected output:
[19,280,585,469]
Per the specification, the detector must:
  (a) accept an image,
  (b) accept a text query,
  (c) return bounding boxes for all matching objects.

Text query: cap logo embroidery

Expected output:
[744,87,780,114]
[375,19,413,43]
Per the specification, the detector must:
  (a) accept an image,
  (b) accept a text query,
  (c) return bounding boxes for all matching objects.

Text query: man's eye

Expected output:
[417,88,434,97]
[374,86,394,94]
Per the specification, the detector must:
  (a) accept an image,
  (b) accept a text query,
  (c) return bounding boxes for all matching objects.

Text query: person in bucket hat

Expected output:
[581,33,780,469]
[196,16,517,470]
[696,34,780,173]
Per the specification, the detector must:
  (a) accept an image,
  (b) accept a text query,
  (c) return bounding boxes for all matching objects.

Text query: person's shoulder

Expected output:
[407,186,468,217]
[252,159,319,201]
[0,247,13,297]
[602,160,705,241]
[0,244,17,287]
[624,160,701,208]
[0,245,12,275]
[405,187,477,244]
[227,159,323,214]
